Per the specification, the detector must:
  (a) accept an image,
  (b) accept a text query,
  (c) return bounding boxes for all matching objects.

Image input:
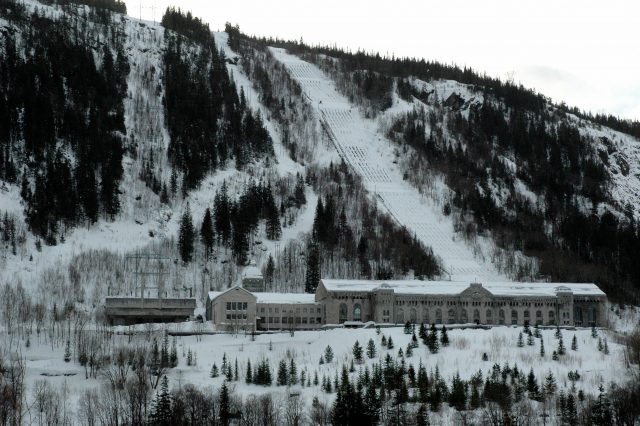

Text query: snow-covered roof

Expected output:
[207,288,317,304]
[320,279,605,297]
[242,265,263,279]
[256,293,317,304]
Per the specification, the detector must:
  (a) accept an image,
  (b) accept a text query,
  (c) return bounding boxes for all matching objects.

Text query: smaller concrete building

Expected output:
[206,287,321,332]
[105,285,196,325]
[241,266,265,292]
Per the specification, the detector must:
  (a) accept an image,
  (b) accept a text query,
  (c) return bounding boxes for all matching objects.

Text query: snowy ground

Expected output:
[12,323,632,424]
[269,48,507,281]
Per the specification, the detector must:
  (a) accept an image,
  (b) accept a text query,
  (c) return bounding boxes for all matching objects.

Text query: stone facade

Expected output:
[206,280,608,331]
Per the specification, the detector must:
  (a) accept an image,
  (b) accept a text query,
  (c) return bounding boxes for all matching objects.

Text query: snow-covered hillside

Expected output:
[269,48,507,281]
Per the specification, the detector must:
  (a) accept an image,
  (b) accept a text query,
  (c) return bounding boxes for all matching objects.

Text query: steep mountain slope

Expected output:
[0,1,443,310]
[257,40,640,301]
[269,48,509,281]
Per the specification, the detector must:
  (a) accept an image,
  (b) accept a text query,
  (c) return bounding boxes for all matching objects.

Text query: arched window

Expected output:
[499,309,505,325]
[536,310,542,325]
[461,309,468,322]
[339,303,348,323]
[435,309,442,324]
[511,310,518,325]
[396,309,405,324]
[548,310,555,326]
[574,306,583,325]
[422,308,429,323]
[353,303,362,322]
[474,309,480,320]
[448,309,456,324]
[588,306,597,326]
[486,309,493,324]
[410,308,417,324]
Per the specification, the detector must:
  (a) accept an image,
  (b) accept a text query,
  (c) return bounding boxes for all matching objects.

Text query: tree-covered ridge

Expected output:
[161,6,210,44]
[389,101,640,302]
[52,0,126,14]
[162,8,274,191]
[0,6,128,244]
[237,30,640,138]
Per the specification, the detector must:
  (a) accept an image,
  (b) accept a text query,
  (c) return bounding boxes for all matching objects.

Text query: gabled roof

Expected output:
[207,285,257,302]
[320,279,605,297]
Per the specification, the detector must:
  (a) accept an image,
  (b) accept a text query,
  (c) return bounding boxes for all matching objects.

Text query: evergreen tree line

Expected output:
[0,6,129,244]
[389,102,640,302]
[235,27,640,138]
[303,161,441,293]
[162,7,274,191]
[178,179,287,265]
[231,31,321,164]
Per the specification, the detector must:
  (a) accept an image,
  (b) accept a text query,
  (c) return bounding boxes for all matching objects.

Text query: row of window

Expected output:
[226,302,248,311]
[226,313,248,320]
[263,317,322,325]
[259,306,322,314]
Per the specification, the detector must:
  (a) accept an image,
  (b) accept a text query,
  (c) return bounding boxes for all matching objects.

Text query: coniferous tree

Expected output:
[245,360,252,384]
[440,325,449,347]
[304,240,321,293]
[571,334,578,351]
[517,331,525,348]
[200,207,214,261]
[277,359,288,386]
[540,338,545,357]
[219,382,231,426]
[210,363,219,378]
[387,336,394,350]
[558,336,566,355]
[178,203,195,263]
[353,340,364,364]
[324,345,334,363]
[149,376,172,425]
[289,358,298,385]
[367,338,377,359]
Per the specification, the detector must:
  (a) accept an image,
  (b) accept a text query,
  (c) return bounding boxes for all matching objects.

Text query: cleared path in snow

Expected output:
[270,48,506,281]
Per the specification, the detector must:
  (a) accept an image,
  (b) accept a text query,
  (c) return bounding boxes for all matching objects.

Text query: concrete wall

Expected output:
[211,287,257,332]
[256,302,323,330]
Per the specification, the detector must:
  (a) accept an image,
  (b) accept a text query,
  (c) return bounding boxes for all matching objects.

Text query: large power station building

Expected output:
[205,279,607,331]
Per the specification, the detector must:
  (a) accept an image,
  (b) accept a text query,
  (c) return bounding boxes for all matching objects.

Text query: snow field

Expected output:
[13,324,630,423]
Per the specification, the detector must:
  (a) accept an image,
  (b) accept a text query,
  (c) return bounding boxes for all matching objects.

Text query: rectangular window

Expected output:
[243,302,247,310]
[296,317,301,324]
[275,317,280,323]
[275,308,280,314]
[226,314,231,320]
[269,317,273,324]
[227,302,231,311]
[303,308,307,313]
[261,308,265,313]
[231,302,237,310]
[303,318,308,324]
[310,318,315,324]
[317,308,321,313]
[269,308,272,313]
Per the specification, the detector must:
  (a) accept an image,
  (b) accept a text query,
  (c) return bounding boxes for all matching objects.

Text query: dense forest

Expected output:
[162,8,274,191]
[0,0,128,244]
[387,100,640,303]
